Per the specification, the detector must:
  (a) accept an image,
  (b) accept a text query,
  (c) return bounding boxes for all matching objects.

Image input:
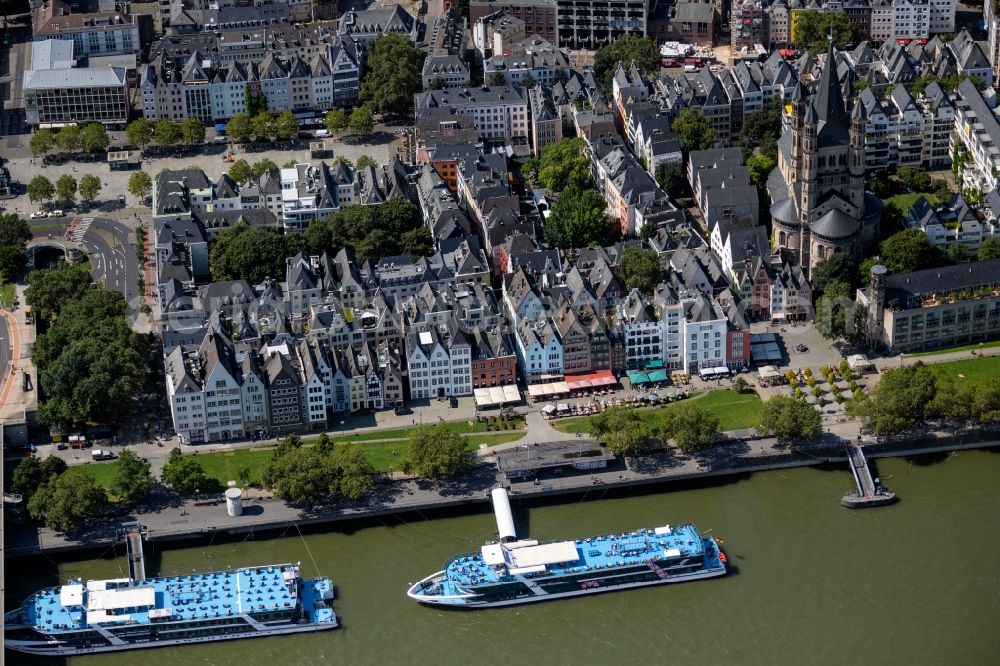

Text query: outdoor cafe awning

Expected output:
[475,385,521,407]
[527,382,571,398]
[645,359,665,369]
[564,370,616,391]
[647,369,669,383]
[628,371,651,385]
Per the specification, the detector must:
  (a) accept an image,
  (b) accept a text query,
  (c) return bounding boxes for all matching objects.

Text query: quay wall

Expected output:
[8,432,1000,558]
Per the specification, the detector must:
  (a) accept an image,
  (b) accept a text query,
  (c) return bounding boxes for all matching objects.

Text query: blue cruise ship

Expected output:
[5,525,337,656]
[408,489,727,608]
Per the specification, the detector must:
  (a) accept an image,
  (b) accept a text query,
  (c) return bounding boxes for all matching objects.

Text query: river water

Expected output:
[6,450,1000,666]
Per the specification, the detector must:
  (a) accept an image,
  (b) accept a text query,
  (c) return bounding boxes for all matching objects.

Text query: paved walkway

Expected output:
[0,284,35,420]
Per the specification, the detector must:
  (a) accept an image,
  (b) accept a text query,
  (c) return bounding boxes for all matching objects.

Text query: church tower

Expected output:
[849,98,867,215]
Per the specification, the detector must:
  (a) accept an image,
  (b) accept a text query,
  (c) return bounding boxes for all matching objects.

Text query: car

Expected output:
[48,210,64,218]
[30,211,46,219]
[449,397,458,408]
[394,405,412,416]
[795,344,809,353]
[56,442,68,450]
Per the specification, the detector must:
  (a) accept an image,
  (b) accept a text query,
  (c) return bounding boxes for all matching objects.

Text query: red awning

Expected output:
[564,370,617,391]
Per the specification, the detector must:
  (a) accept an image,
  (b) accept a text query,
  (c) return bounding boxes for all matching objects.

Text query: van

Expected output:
[92,449,114,461]
[313,129,331,138]
[683,64,697,73]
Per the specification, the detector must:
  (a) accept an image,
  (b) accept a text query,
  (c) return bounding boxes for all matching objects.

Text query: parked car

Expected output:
[795,344,809,353]
[30,211,46,219]
[449,397,458,408]
[394,405,412,416]
[48,209,64,218]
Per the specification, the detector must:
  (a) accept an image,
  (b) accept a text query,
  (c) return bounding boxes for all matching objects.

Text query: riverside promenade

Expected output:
[7,423,1000,558]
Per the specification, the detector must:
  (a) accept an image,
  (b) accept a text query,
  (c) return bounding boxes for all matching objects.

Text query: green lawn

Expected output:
[884,191,938,213]
[185,429,526,481]
[0,283,14,309]
[65,462,120,494]
[552,389,763,435]
[906,339,1000,357]
[925,354,1000,388]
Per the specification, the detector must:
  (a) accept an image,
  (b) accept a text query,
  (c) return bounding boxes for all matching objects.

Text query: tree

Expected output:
[879,228,941,274]
[0,213,32,281]
[81,123,109,153]
[523,137,591,193]
[356,155,377,170]
[330,443,374,500]
[489,71,507,86]
[128,171,153,201]
[251,112,276,141]
[814,280,854,340]
[810,253,857,296]
[33,288,147,426]
[746,154,776,190]
[30,129,55,156]
[275,110,300,141]
[261,446,331,503]
[78,174,102,203]
[593,33,659,94]
[739,100,784,162]
[325,108,348,134]
[656,164,687,197]
[27,175,54,204]
[162,450,211,495]
[618,248,662,293]
[791,9,855,53]
[672,108,717,154]
[520,72,537,89]
[126,118,153,149]
[246,84,268,116]
[209,222,291,283]
[756,396,823,443]
[361,34,424,114]
[56,125,82,153]
[733,376,750,394]
[403,424,473,479]
[589,405,654,455]
[639,220,658,241]
[111,450,153,506]
[946,243,970,264]
[55,174,77,205]
[180,117,205,147]
[28,471,107,533]
[847,363,940,437]
[545,188,613,248]
[251,158,279,185]
[897,166,932,192]
[226,112,252,144]
[25,261,93,322]
[332,156,354,169]
[978,237,1000,261]
[12,455,66,500]
[401,226,434,259]
[228,159,253,185]
[154,119,181,147]
[659,403,719,453]
[349,105,375,135]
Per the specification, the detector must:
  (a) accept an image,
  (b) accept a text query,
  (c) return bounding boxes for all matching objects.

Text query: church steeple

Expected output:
[814,39,849,146]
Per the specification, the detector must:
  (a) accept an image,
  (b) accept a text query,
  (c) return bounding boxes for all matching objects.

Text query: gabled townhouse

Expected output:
[406,320,473,399]
[906,194,997,252]
[469,328,519,388]
[589,134,668,236]
[279,162,357,231]
[295,338,329,431]
[502,267,547,329]
[484,36,569,88]
[263,345,305,434]
[286,252,323,315]
[236,342,269,437]
[422,13,471,89]
[515,317,563,383]
[918,81,953,169]
[552,301,592,376]
[337,5,418,46]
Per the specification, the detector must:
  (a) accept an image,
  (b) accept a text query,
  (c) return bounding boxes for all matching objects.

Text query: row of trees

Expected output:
[30,123,109,157]
[26,262,148,426]
[848,363,1000,437]
[225,110,301,144]
[208,199,432,284]
[27,174,102,206]
[126,117,206,150]
[0,213,31,283]
[324,105,375,136]
[259,434,375,503]
[13,450,153,533]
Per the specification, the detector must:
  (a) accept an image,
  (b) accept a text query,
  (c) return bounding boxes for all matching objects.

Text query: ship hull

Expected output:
[408,564,727,609]
[4,620,338,657]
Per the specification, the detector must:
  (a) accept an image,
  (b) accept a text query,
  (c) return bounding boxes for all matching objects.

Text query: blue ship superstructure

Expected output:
[5,524,338,656]
[408,489,726,608]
